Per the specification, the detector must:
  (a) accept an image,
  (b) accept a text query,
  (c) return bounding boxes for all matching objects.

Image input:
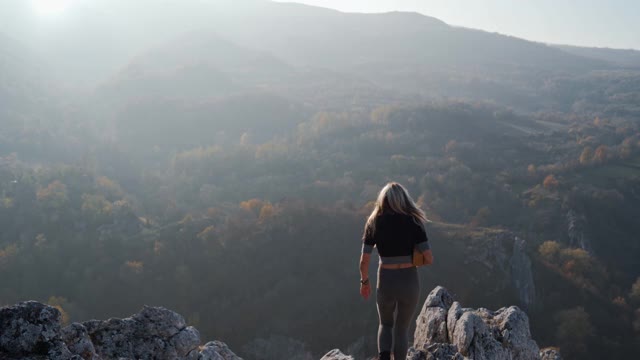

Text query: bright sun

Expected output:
[32,0,76,18]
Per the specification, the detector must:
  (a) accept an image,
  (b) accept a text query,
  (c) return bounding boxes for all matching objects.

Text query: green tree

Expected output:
[555,307,594,359]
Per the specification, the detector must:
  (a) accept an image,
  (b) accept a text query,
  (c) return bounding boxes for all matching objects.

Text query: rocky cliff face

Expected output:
[0,301,242,360]
[1,287,559,360]
[510,237,536,309]
[566,209,591,252]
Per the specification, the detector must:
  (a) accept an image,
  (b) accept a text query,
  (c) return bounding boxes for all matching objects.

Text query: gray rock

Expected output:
[198,341,243,360]
[453,312,510,360]
[0,301,73,360]
[171,326,201,357]
[540,348,563,360]
[424,286,454,310]
[320,349,354,360]
[83,306,200,359]
[510,237,536,308]
[414,286,549,360]
[1,302,239,360]
[566,209,591,252]
[493,306,539,360]
[415,307,448,348]
[446,302,468,343]
[408,344,464,360]
[414,287,456,350]
[407,347,427,360]
[60,322,100,359]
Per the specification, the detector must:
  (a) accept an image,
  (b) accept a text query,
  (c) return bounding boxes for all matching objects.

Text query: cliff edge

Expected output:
[0,301,242,360]
[0,286,560,360]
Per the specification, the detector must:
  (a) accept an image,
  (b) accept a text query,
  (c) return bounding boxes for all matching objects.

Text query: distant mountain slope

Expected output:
[1,0,615,91]
[97,32,293,103]
[0,33,92,161]
[554,44,640,68]
[0,33,50,118]
[212,2,608,73]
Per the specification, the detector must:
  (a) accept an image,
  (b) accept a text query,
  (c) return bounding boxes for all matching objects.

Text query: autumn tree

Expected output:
[579,147,593,165]
[81,194,112,223]
[37,181,68,208]
[543,174,559,189]
[630,277,640,306]
[593,145,610,164]
[527,164,536,176]
[539,241,561,263]
[240,198,264,214]
[258,203,278,223]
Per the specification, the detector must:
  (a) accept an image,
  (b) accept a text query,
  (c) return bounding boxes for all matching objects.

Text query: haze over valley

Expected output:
[1,1,639,359]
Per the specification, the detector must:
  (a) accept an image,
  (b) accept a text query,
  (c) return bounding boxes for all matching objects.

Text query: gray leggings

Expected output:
[376,267,419,360]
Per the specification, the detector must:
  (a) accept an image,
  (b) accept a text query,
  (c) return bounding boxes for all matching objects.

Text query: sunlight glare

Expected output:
[32,0,76,18]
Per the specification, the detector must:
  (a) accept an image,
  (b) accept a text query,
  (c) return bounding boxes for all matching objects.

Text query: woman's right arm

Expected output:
[360,226,375,299]
[359,252,371,299]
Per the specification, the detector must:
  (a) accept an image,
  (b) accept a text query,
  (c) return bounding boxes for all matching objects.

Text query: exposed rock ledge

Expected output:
[1,286,560,360]
[322,286,562,360]
[0,301,242,360]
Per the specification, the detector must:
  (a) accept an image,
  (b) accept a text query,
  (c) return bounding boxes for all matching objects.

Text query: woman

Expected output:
[359,182,433,360]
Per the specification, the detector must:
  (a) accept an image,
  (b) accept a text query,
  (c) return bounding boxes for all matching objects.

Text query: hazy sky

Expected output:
[276,0,640,50]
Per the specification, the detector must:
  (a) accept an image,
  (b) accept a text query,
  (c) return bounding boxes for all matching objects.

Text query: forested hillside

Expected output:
[1,1,639,359]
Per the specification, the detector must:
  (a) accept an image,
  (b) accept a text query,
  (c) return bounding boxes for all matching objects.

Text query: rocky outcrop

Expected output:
[2,288,557,360]
[413,287,542,360]
[325,286,555,360]
[0,301,76,360]
[414,286,453,346]
[460,229,536,308]
[0,302,242,360]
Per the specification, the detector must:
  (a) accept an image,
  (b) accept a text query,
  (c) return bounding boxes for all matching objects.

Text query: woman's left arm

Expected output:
[416,222,433,265]
[421,249,434,265]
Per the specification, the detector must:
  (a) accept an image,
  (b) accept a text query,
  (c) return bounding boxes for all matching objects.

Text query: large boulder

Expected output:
[0,302,241,360]
[81,305,200,359]
[412,286,549,360]
[60,323,99,359]
[414,286,453,349]
[493,307,540,360]
[0,301,76,360]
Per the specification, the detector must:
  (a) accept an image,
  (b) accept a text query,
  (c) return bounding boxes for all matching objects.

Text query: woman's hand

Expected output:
[360,280,371,299]
[359,253,371,299]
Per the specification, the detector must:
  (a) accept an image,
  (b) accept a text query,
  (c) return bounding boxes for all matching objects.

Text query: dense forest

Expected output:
[1,1,640,359]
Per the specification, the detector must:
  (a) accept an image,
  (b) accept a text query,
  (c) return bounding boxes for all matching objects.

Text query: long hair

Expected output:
[365,182,427,236]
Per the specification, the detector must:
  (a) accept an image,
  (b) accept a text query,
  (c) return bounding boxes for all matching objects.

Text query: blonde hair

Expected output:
[365,182,427,236]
